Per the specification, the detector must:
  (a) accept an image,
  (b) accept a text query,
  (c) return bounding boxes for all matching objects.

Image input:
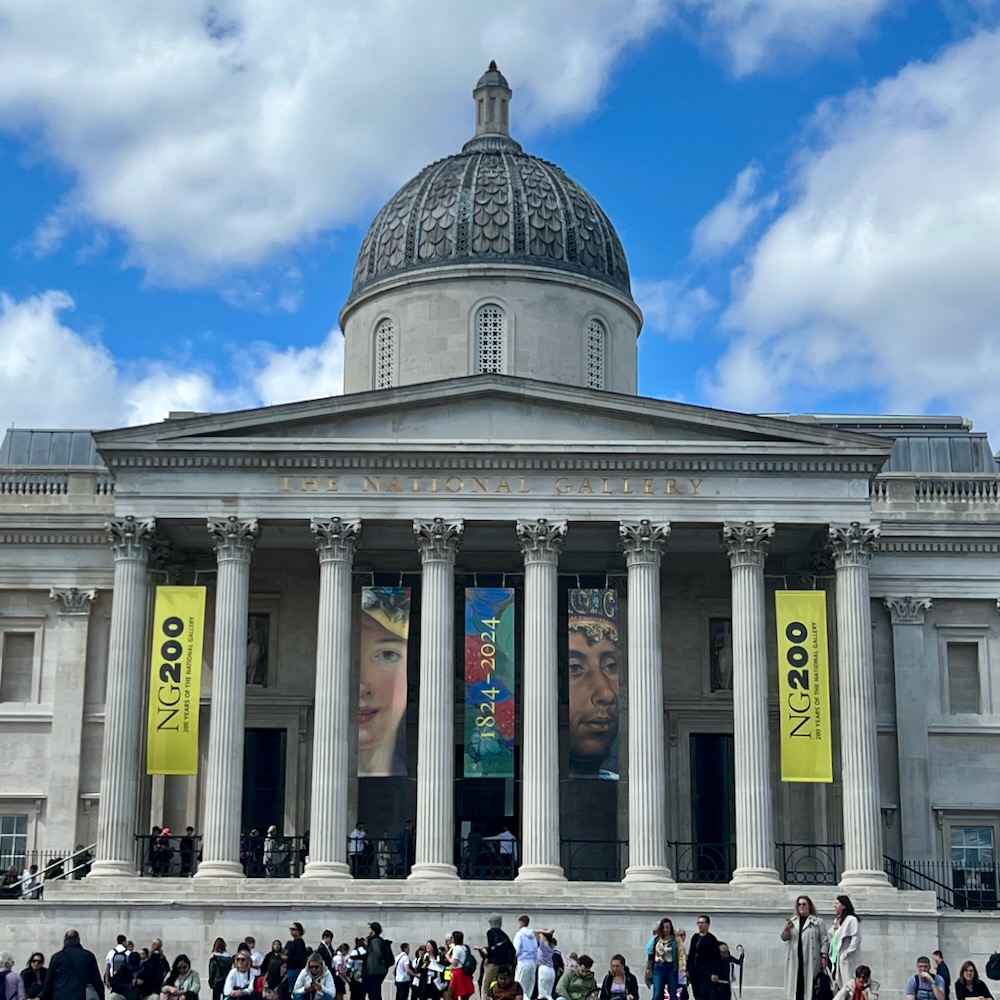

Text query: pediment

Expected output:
[94,376,890,463]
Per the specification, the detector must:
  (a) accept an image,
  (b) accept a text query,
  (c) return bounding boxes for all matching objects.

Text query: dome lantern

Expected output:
[472,60,513,142]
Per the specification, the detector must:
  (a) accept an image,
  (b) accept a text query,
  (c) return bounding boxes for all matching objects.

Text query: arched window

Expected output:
[586,319,606,389]
[475,304,507,374]
[374,318,395,390]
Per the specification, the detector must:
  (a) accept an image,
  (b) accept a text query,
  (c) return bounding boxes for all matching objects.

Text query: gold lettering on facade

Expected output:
[578,477,594,494]
[445,476,464,493]
[327,477,339,492]
[386,477,402,492]
[472,477,490,493]
[410,477,422,492]
[496,478,512,493]
[301,477,319,492]
[664,478,678,494]
[518,477,530,494]
[689,478,702,494]
[280,476,291,492]
[622,479,632,494]
[643,478,654,494]
[554,477,571,495]
[430,478,439,492]
[602,478,612,494]
[363,476,380,492]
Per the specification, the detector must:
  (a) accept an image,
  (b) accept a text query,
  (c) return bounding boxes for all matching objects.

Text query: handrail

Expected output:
[6,844,96,897]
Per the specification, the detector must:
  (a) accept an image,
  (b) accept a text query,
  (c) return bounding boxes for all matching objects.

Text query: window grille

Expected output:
[374,319,395,390]
[476,305,506,374]
[586,319,606,389]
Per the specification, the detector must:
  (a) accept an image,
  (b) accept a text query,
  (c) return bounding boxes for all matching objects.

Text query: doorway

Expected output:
[242,728,287,835]
[689,733,736,881]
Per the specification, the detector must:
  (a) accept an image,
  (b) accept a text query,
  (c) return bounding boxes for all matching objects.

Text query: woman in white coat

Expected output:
[781,895,828,1000]
[294,953,337,1000]
[828,895,862,991]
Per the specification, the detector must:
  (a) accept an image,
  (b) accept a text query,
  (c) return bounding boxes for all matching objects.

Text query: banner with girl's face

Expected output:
[358,587,411,777]
[567,588,620,779]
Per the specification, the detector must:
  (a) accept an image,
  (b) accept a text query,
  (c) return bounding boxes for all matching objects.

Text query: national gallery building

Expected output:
[1,65,999,980]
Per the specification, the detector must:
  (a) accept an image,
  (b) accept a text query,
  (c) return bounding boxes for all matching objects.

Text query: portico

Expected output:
[86,375,892,889]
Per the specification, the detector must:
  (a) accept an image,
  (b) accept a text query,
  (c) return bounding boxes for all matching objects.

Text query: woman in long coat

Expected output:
[829,895,862,991]
[781,895,828,1000]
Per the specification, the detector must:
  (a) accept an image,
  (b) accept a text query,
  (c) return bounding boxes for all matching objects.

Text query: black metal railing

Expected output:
[669,841,735,882]
[885,856,1000,910]
[561,839,628,881]
[347,837,410,879]
[457,837,517,880]
[136,834,205,877]
[778,842,841,885]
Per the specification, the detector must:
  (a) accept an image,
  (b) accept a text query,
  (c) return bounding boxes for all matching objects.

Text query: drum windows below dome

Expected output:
[374,319,396,390]
[586,319,606,389]
[475,304,507,374]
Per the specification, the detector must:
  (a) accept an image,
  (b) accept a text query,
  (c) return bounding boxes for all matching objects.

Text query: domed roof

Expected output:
[349,65,631,301]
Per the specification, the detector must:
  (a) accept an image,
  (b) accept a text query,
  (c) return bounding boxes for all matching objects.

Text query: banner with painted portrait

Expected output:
[567,588,620,779]
[358,586,411,777]
[464,588,515,778]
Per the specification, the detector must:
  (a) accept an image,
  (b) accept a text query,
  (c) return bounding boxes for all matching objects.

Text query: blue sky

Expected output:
[1,0,998,446]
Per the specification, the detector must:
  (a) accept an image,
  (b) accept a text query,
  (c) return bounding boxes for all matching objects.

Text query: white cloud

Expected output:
[680,0,896,75]
[633,278,717,338]
[0,0,666,284]
[705,29,1000,442]
[692,164,777,258]
[0,290,344,430]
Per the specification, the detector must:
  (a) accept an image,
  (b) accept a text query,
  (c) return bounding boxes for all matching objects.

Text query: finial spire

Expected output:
[473,60,512,139]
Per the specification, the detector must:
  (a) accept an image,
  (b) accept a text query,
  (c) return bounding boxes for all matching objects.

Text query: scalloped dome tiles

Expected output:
[348,65,632,301]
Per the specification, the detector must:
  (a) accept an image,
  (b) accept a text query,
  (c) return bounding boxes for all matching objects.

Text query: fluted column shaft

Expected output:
[621,520,673,883]
[303,518,360,879]
[830,523,889,886]
[410,518,463,880]
[516,518,566,881]
[196,516,259,879]
[91,518,154,877]
[723,521,780,885]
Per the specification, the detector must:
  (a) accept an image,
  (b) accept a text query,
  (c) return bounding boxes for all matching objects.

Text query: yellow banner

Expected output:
[146,586,206,775]
[775,591,833,783]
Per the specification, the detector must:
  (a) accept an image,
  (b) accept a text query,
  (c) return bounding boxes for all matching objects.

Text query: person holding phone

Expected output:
[600,955,638,1000]
[295,954,336,1000]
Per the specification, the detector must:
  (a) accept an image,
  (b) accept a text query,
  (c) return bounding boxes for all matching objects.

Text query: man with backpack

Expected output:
[364,922,394,1000]
[482,915,517,1000]
[109,950,142,1000]
[104,937,129,991]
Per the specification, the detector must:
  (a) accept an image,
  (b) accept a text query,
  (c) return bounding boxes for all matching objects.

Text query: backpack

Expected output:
[111,949,142,991]
[461,949,477,977]
[209,954,234,988]
[492,933,515,969]
[812,970,833,1000]
[987,954,1000,982]
[109,948,129,983]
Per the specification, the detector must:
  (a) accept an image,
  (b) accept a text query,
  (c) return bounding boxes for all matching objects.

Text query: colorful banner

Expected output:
[358,587,411,777]
[146,586,206,775]
[464,588,515,777]
[775,591,833,783]
[568,589,621,779]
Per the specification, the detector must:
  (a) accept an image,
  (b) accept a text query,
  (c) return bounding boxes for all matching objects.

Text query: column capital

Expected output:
[516,518,567,564]
[722,521,774,567]
[312,518,361,563]
[105,516,155,560]
[619,520,670,566]
[884,596,932,625]
[828,522,880,568]
[413,518,464,562]
[49,587,96,616]
[208,516,260,561]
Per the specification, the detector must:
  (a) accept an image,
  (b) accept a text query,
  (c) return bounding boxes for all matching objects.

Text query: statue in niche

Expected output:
[247,613,269,686]
[710,617,733,691]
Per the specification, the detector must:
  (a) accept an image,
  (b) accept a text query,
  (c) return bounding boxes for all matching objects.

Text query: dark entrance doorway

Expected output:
[456,775,516,878]
[688,733,736,881]
[242,728,286,836]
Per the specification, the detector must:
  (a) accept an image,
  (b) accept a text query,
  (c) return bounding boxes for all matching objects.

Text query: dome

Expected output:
[348,65,631,302]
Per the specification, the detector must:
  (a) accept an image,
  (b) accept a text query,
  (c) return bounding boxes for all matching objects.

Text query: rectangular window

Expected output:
[947,641,980,714]
[0,633,35,702]
[0,813,28,871]
[950,824,997,908]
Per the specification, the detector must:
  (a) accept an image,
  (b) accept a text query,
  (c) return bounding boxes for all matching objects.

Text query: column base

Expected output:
[193,860,246,880]
[623,865,675,885]
[301,861,351,880]
[515,864,565,882]
[88,859,135,878]
[730,866,781,886]
[840,868,891,888]
[408,863,459,881]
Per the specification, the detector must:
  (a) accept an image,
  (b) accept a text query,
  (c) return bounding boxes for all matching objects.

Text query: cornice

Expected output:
[876,539,1000,554]
[0,530,108,546]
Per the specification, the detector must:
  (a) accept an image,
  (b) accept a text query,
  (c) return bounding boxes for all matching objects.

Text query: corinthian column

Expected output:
[91,516,155,878]
[302,518,361,879]
[722,521,780,885]
[409,517,463,880]
[620,520,673,884]
[195,516,259,879]
[829,522,889,886]
[516,517,566,881]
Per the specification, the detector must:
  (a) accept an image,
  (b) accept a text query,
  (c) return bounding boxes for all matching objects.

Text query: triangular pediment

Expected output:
[94,376,890,463]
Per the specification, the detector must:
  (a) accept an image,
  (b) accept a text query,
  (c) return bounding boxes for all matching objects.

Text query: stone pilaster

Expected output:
[516,517,567,881]
[722,521,780,885]
[885,597,934,860]
[195,516,259,879]
[409,518,463,880]
[48,588,97,850]
[302,518,361,880]
[620,520,673,884]
[91,517,154,877]
[829,522,889,886]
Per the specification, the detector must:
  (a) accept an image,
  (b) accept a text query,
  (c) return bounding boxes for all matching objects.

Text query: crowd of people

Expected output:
[2,904,993,1000]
